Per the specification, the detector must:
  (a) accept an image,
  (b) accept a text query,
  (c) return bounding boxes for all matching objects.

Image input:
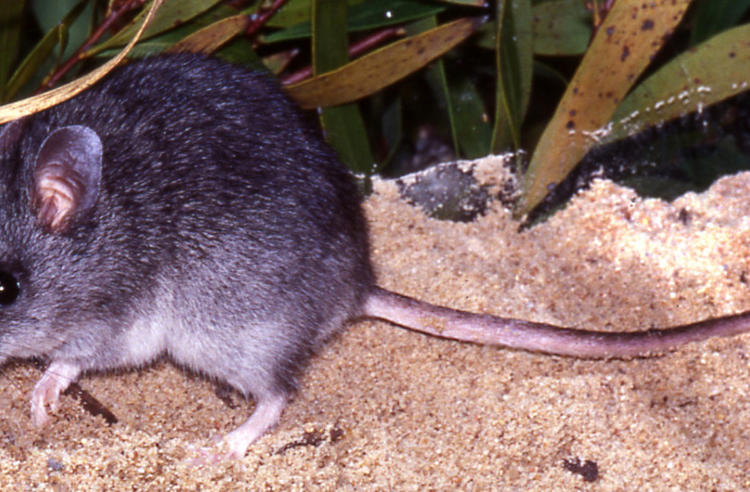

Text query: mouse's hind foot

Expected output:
[187,393,287,465]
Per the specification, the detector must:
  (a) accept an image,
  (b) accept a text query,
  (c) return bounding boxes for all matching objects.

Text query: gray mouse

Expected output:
[0,54,748,459]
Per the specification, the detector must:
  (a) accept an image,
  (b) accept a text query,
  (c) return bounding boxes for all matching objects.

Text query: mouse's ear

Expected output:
[32,125,102,233]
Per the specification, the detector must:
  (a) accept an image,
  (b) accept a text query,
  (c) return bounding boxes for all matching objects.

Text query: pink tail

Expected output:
[362,287,750,358]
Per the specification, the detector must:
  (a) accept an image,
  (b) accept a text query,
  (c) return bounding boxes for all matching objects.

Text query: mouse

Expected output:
[0,53,748,460]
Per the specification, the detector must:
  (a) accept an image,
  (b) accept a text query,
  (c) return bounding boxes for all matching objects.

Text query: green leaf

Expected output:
[93,4,246,59]
[450,76,492,159]
[215,38,262,68]
[313,0,374,173]
[264,0,446,43]
[690,0,750,45]
[606,23,750,144]
[0,0,25,91]
[266,0,365,28]
[89,0,223,55]
[532,0,591,55]
[475,0,591,56]
[416,16,460,157]
[31,0,93,60]
[491,0,532,153]
[4,0,89,102]
[319,103,375,173]
[434,0,485,5]
[264,0,313,28]
[379,94,403,170]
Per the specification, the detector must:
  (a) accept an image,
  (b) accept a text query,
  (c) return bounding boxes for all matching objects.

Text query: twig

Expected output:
[245,0,289,38]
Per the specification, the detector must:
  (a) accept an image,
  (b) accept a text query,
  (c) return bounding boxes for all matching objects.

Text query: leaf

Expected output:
[607,23,750,144]
[3,0,89,102]
[416,16,461,156]
[531,0,591,56]
[168,13,250,54]
[0,0,25,91]
[285,17,483,109]
[94,4,244,59]
[89,0,222,55]
[261,49,299,75]
[516,0,692,217]
[0,0,165,124]
[215,38,263,67]
[263,0,446,43]
[313,0,373,173]
[690,0,750,45]
[491,0,532,152]
[474,0,591,57]
[435,0,485,5]
[264,0,313,28]
[265,0,364,28]
[450,76,492,159]
[379,94,403,170]
[31,0,93,60]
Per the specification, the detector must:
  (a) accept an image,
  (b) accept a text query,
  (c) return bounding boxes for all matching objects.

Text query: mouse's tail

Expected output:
[362,287,750,358]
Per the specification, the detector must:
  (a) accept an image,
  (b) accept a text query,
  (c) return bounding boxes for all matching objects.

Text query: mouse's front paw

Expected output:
[29,360,81,427]
[31,374,67,427]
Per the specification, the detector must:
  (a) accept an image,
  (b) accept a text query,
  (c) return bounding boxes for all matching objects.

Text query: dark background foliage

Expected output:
[2,0,749,217]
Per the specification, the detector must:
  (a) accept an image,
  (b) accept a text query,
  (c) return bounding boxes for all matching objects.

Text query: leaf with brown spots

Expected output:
[605,23,750,144]
[516,0,691,217]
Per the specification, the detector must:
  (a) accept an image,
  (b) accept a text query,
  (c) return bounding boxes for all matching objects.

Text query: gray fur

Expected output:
[0,54,373,404]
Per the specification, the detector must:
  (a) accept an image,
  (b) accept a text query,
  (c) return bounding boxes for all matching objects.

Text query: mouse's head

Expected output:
[0,119,104,360]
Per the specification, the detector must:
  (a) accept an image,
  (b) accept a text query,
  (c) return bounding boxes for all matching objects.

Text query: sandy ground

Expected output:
[0,156,748,490]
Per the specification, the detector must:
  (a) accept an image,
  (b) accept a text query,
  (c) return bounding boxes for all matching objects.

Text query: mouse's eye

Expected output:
[0,271,19,305]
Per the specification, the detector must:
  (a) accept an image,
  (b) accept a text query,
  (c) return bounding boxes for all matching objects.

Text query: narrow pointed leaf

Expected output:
[89,0,222,55]
[491,0,532,153]
[168,13,249,54]
[532,0,591,56]
[266,0,363,28]
[313,0,373,173]
[451,76,492,159]
[31,0,92,60]
[264,0,446,43]
[516,0,692,217]
[435,0,485,6]
[475,0,591,56]
[286,17,482,109]
[94,4,244,58]
[0,0,25,90]
[410,16,460,155]
[606,23,750,144]
[4,0,90,102]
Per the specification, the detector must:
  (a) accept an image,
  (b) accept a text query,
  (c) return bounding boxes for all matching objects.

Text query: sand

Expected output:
[0,156,747,490]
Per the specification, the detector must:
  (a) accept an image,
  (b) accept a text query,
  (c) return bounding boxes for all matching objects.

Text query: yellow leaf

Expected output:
[285,17,482,109]
[168,13,249,54]
[516,0,692,217]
